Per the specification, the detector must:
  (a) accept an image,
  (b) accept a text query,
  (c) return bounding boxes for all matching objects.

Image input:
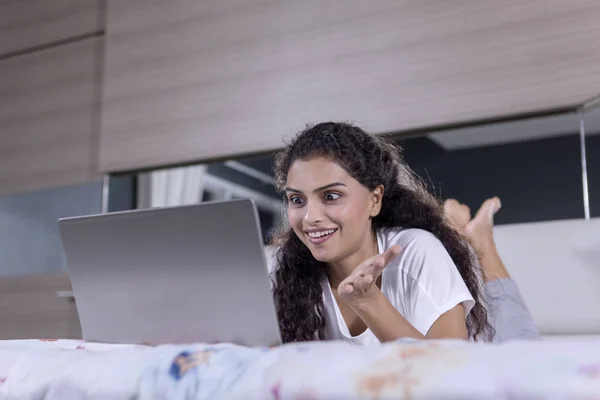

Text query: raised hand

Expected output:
[338,245,402,305]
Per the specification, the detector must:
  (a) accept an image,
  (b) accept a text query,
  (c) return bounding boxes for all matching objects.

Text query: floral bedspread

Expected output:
[0,338,599,399]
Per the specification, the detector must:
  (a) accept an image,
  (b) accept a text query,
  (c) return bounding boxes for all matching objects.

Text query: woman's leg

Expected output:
[444,197,509,282]
[444,197,541,342]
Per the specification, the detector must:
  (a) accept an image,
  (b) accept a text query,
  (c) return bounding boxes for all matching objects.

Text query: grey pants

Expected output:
[485,278,541,343]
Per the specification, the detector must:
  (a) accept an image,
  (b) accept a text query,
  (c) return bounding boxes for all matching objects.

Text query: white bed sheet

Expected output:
[0,338,599,399]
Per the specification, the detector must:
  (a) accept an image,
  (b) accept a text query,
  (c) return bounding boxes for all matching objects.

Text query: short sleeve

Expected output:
[386,229,475,335]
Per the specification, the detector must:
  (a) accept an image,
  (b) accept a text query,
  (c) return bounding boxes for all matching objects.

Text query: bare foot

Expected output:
[443,199,471,233]
[463,197,501,250]
[445,197,509,282]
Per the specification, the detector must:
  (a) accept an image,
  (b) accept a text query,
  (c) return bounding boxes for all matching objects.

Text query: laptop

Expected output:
[59,199,282,346]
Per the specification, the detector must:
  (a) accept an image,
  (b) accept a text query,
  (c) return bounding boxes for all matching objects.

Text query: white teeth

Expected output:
[308,229,336,238]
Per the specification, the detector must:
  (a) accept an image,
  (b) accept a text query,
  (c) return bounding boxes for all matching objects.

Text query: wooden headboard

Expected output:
[0,272,82,340]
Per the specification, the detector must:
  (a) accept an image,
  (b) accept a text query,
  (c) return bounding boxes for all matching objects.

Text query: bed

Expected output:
[1,274,599,400]
[0,337,599,399]
[1,215,599,399]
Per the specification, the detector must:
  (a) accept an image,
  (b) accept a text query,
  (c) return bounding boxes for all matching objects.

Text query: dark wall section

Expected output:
[107,174,137,212]
[400,134,600,225]
[0,182,102,276]
[106,132,599,228]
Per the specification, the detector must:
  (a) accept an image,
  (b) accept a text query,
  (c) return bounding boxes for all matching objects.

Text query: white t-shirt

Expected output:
[265,228,474,346]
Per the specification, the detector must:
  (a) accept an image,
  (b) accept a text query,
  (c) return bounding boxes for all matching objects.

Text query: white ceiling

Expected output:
[429,110,600,150]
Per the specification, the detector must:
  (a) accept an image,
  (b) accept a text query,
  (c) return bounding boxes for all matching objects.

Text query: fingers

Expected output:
[339,282,354,295]
[381,245,402,265]
[339,272,374,295]
[339,246,403,298]
[359,256,385,280]
[358,246,401,277]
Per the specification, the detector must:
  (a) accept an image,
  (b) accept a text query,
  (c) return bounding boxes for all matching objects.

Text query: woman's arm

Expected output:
[349,288,468,342]
[338,235,473,343]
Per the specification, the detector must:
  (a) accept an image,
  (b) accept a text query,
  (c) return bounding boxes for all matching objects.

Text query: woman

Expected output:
[270,122,493,344]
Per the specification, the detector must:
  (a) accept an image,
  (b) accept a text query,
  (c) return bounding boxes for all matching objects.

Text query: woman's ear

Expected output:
[369,185,384,218]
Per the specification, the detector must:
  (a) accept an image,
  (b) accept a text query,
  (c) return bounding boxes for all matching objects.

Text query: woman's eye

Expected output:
[324,193,340,201]
[289,196,304,205]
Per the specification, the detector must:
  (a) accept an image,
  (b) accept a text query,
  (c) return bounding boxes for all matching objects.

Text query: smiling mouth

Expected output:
[306,228,338,244]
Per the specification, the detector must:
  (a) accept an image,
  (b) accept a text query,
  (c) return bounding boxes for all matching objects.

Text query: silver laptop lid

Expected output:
[59,199,281,346]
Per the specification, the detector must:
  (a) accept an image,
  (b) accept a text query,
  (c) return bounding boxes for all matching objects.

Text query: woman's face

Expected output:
[285,156,382,263]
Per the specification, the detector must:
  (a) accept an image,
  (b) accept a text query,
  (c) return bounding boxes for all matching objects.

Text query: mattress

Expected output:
[0,338,599,399]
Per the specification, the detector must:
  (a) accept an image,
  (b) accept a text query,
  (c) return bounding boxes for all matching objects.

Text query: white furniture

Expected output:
[495,217,600,335]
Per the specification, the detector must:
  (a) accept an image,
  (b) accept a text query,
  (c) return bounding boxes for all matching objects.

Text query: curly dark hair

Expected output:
[271,122,493,343]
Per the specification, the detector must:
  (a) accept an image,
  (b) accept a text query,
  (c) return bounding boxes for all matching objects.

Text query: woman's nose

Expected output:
[303,201,324,224]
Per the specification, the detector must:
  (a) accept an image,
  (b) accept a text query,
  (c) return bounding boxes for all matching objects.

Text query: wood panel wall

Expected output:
[100,0,600,173]
[0,1,103,196]
[0,0,101,56]
[0,272,81,340]
[0,39,102,195]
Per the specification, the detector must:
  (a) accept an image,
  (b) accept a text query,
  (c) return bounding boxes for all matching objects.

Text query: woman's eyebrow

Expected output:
[285,182,346,193]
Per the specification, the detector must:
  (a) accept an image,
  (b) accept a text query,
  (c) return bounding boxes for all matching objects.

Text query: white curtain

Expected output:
[137,165,207,209]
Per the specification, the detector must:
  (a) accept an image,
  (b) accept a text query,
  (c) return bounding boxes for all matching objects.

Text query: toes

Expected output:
[466,197,501,240]
[491,197,502,213]
[444,198,471,231]
[443,198,460,212]
[461,203,471,216]
[475,197,502,222]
